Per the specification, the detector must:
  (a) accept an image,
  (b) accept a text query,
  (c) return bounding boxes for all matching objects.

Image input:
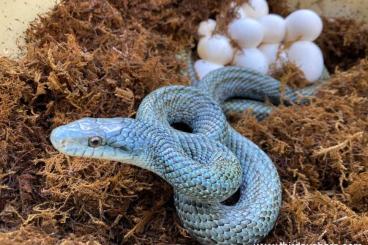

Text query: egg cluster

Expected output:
[195,0,324,82]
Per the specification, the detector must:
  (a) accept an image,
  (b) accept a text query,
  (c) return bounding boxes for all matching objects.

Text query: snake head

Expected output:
[50,117,146,164]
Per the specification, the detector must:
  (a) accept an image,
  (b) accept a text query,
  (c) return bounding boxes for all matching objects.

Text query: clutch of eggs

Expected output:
[194,0,325,82]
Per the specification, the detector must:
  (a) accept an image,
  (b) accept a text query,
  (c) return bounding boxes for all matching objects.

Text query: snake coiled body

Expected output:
[50,66,324,244]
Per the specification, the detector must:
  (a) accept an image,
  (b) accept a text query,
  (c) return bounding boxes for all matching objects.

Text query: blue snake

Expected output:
[50,61,327,243]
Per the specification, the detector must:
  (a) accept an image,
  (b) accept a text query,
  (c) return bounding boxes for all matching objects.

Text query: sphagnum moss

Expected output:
[0,0,367,244]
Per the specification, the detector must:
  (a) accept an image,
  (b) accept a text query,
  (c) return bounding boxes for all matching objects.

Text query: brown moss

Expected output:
[316,19,368,72]
[0,0,367,244]
[235,60,368,244]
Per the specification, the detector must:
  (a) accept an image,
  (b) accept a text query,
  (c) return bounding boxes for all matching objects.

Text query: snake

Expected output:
[50,56,328,244]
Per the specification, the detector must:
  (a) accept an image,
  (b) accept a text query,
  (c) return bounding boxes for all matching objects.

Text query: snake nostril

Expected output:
[170,122,193,133]
[221,188,241,206]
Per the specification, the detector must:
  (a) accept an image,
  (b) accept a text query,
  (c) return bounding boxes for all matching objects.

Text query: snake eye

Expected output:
[88,136,104,147]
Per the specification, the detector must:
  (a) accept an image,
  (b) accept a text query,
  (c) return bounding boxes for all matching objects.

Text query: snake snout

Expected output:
[50,126,69,150]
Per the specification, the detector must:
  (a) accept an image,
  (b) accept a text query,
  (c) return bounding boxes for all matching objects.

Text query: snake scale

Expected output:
[50,57,326,243]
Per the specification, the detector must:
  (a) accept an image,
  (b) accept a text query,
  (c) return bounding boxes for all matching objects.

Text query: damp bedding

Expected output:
[0,0,367,244]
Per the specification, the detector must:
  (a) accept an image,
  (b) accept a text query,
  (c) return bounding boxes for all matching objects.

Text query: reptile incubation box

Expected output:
[0,0,60,58]
[0,0,367,244]
[287,0,368,21]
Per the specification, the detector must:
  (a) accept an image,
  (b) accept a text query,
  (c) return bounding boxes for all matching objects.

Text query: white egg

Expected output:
[259,14,286,43]
[241,0,269,19]
[234,7,247,19]
[194,59,224,79]
[228,18,264,48]
[259,43,279,65]
[198,19,217,37]
[197,35,234,65]
[259,43,288,70]
[285,9,323,42]
[233,48,268,74]
[286,41,324,82]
